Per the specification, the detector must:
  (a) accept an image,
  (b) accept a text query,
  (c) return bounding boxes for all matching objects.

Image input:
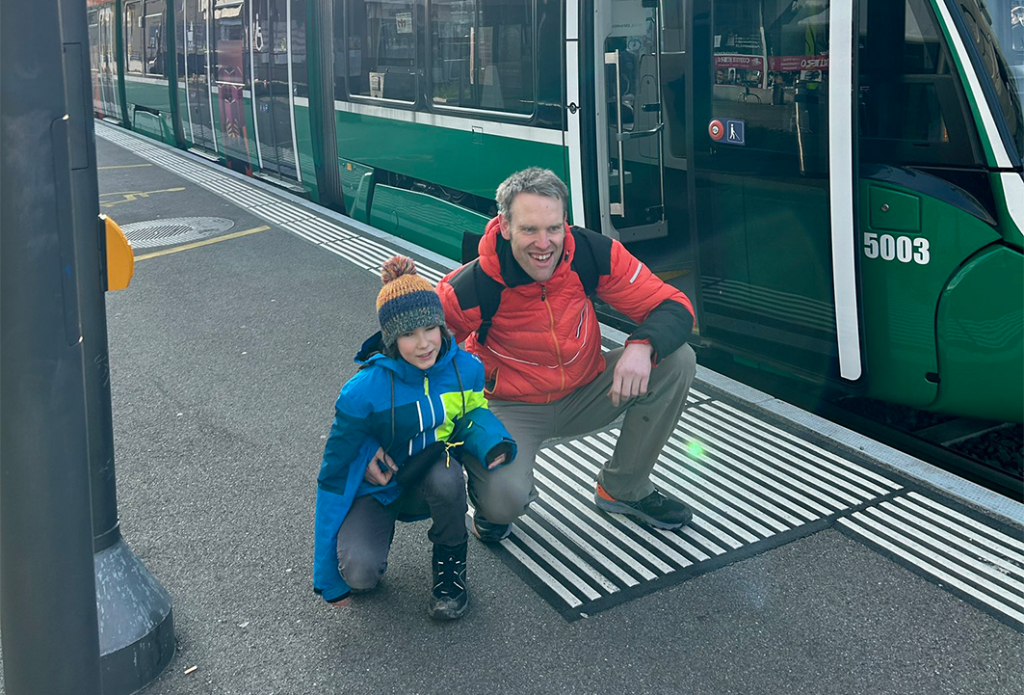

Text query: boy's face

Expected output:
[396,325,442,370]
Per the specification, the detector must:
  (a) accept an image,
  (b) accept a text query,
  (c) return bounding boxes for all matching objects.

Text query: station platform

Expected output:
[89,122,1023,695]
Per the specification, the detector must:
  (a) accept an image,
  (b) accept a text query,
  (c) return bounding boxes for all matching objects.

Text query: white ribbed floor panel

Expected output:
[839,492,1024,628]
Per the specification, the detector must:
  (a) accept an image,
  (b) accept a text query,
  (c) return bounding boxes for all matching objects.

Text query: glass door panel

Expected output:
[601,0,668,242]
[691,0,841,379]
[213,0,250,160]
[185,0,217,150]
[269,0,298,178]
[252,0,298,178]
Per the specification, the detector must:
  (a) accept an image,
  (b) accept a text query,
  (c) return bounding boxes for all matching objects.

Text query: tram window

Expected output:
[144,0,166,77]
[344,0,419,103]
[290,0,310,98]
[858,0,981,166]
[430,0,535,116]
[125,1,145,74]
[88,12,100,72]
[959,0,1024,162]
[662,0,686,54]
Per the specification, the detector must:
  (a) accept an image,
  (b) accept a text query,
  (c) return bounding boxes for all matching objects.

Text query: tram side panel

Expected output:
[855,0,1024,422]
[933,245,1024,421]
[857,169,1003,412]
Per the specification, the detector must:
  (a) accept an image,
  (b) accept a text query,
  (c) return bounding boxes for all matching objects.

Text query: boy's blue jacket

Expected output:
[313,332,515,603]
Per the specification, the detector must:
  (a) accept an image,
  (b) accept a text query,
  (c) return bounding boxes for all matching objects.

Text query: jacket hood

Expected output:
[354,331,456,383]
[479,215,577,288]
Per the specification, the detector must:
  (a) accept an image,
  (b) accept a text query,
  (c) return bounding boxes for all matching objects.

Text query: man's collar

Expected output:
[495,233,538,288]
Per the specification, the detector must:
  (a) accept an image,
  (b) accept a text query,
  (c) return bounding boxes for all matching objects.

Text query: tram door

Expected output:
[595,0,668,242]
[689,0,860,382]
[212,0,250,162]
[182,0,218,152]
[249,0,300,180]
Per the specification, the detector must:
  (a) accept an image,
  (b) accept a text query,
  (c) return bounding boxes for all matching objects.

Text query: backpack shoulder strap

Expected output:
[569,226,612,298]
[446,258,504,346]
[461,231,483,264]
[473,262,503,345]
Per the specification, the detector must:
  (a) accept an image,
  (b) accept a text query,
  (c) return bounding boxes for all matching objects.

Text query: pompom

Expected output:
[380,255,418,285]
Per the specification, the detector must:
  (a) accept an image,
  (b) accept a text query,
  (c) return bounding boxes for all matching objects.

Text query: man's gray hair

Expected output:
[496,168,568,221]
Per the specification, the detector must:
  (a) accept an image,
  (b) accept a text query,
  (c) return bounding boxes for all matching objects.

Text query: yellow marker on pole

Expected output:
[101,214,134,290]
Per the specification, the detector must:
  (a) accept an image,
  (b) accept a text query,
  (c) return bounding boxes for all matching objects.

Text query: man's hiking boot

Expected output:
[428,542,468,620]
[467,512,512,543]
[594,483,693,530]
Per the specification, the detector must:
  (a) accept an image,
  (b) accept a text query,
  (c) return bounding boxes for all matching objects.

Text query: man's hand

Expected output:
[608,342,654,407]
[363,447,397,486]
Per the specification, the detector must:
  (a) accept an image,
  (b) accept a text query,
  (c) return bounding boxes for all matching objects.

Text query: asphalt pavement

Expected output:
[3,137,1020,695]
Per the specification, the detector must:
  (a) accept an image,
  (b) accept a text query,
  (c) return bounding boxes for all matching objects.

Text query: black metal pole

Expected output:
[56,0,176,692]
[0,0,103,692]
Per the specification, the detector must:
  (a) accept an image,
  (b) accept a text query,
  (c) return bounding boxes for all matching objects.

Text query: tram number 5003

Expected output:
[862,232,930,265]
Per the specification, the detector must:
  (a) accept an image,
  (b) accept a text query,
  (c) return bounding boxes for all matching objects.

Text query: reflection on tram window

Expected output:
[430,0,535,115]
[125,1,145,74]
[145,0,166,76]
[963,0,1024,159]
[344,0,419,102]
[291,0,309,98]
[710,0,830,172]
[89,12,101,75]
[124,0,166,76]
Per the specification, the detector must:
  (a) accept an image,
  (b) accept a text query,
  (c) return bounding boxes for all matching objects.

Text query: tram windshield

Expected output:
[958,0,1024,161]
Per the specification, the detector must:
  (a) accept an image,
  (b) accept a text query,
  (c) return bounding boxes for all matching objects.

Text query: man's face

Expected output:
[499,192,566,283]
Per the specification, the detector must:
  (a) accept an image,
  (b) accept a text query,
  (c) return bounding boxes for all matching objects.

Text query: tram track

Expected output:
[695,350,1024,502]
[820,400,1022,501]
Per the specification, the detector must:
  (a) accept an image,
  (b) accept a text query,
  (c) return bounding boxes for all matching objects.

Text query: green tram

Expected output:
[88,0,1024,422]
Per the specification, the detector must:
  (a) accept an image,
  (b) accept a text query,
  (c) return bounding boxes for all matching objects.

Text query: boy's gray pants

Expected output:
[336,457,467,591]
[465,344,696,525]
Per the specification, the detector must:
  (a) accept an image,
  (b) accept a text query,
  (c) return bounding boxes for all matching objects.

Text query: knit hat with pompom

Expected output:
[376,256,446,348]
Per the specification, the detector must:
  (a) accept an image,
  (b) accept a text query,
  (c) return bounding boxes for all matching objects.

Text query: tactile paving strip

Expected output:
[838,492,1024,630]
[481,393,905,620]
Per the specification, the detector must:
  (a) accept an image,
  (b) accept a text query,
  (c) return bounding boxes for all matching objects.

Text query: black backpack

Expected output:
[457,228,607,345]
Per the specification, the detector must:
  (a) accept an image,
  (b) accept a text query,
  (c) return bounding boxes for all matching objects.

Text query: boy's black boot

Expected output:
[428,541,468,620]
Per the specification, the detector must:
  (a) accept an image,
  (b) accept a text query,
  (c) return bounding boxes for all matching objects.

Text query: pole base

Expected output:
[95,537,175,695]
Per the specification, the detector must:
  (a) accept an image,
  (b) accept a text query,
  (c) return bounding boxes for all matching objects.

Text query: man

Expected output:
[437,168,698,541]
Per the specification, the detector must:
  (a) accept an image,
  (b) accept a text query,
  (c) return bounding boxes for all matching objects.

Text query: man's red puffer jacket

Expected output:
[437,217,695,404]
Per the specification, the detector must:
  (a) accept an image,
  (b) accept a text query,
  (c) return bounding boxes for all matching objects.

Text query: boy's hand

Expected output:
[363,447,397,486]
[487,453,506,469]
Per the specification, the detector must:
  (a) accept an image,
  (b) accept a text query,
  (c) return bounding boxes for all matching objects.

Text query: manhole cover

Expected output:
[120,217,235,249]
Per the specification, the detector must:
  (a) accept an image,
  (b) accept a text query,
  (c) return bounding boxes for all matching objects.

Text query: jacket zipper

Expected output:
[541,284,565,400]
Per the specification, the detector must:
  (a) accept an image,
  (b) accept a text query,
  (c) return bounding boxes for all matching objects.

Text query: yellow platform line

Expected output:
[98,163,153,170]
[134,225,270,261]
